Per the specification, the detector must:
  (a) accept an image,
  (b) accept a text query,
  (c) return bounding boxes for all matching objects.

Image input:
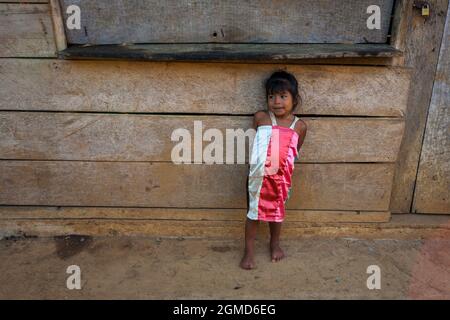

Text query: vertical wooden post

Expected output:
[49,0,67,52]
[389,0,450,213]
[389,0,412,66]
[412,3,450,214]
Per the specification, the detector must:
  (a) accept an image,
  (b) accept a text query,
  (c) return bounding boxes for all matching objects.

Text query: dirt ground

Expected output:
[0,233,449,299]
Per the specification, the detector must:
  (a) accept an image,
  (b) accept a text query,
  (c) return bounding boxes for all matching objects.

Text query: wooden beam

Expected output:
[59,43,402,62]
[6,215,450,239]
[412,3,450,214]
[0,207,391,223]
[389,0,413,66]
[390,0,450,213]
[49,0,67,51]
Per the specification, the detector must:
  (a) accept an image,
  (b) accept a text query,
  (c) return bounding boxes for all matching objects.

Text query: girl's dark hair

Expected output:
[265,70,302,111]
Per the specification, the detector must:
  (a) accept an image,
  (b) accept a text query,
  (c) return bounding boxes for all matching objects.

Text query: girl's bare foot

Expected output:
[240,249,255,269]
[270,241,285,262]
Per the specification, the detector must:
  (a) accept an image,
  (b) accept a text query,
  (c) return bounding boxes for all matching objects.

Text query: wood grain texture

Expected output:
[59,0,394,44]
[60,55,397,66]
[0,113,405,163]
[0,3,56,57]
[390,0,450,213]
[0,207,391,223]
[49,0,67,51]
[60,43,402,62]
[0,219,389,239]
[389,0,412,66]
[6,215,450,239]
[413,4,450,214]
[0,161,395,211]
[0,59,411,117]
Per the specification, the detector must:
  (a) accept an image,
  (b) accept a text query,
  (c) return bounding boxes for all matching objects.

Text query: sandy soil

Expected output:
[0,234,449,299]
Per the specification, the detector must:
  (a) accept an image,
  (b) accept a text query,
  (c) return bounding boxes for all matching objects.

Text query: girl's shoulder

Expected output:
[253,110,271,128]
[293,117,307,137]
[254,110,269,120]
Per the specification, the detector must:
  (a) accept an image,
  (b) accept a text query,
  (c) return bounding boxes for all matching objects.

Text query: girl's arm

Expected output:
[252,113,258,130]
[253,110,267,130]
[295,120,307,153]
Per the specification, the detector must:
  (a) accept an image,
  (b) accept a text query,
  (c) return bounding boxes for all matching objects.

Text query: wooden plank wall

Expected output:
[0,0,416,237]
[60,0,394,44]
[412,4,450,214]
[0,61,410,212]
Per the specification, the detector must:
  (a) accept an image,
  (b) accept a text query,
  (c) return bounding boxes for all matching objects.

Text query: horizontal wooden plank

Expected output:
[60,44,402,62]
[0,3,56,57]
[60,0,394,44]
[270,57,394,66]
[0,59,411,117]
[0,113,405,163]
[0,161,395,211]
[0,207,391,223]
[5,216,450,239]
[62,55,398,66]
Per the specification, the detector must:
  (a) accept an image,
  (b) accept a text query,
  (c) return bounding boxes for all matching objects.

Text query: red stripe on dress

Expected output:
[257,127,297,222]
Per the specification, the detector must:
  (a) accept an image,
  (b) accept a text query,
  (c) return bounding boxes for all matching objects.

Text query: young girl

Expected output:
[240,70,307,270]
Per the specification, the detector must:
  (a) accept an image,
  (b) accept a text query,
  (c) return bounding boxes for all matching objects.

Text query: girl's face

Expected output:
[267,90,294,117]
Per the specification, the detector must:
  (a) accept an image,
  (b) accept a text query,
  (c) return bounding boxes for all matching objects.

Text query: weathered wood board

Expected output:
[2,218,417,239]
[0,161,395,211]
[0,113,405,163]
[6,216,450,239]
[389,0,411,66]
[0,60,411,117]
[0,3,56,57]
[0,207,391,223]
[413,5,450,214]
[59,43,402,62]
[49,0,67,51]
[59,0,394,44]
[390,0,450,213]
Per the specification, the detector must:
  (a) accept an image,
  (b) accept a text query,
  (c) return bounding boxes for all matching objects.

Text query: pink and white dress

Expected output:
[247,111,300,222]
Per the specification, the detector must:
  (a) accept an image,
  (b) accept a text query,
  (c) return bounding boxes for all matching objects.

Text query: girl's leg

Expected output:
[269,222,285,262]
[240,218,259,269]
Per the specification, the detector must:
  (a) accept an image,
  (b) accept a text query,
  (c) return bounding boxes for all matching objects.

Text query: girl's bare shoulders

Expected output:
[254,110,306,136]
